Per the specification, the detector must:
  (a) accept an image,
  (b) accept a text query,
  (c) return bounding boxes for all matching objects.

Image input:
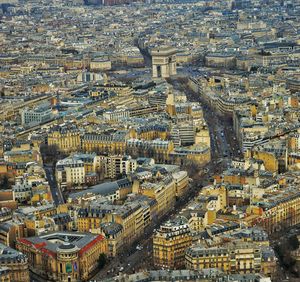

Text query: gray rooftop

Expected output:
[69,178,132,200]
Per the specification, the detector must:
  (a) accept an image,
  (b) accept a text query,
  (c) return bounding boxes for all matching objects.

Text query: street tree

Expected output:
[98,253,107,270]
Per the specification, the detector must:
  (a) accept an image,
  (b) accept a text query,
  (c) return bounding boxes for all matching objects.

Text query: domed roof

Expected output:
[59,242,76,250]
[57,236,79,253]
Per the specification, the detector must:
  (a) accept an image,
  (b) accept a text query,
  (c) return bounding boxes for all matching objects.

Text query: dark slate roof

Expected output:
[68,178,132,200]
[100,222,123,235]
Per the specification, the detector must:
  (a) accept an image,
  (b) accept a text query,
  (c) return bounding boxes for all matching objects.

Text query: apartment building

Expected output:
[82,132,127,155]
[77,201,145,247]
[48,124,81,153]
[249,187,300,234]
[185,242,262,274]
[153,218,192,269]
[0,243,30,282]
[100,155,137,179]
[134,174,176,216]
[56,157,85,188]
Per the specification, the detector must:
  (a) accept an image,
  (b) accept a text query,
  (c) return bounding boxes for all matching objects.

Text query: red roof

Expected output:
[40,247,56,258]
[34,242,47,249]
[17,238,33,246]
[18,235,106,258]
[18,240,47,249]
[79,235,105,257]
[18,238,55,257]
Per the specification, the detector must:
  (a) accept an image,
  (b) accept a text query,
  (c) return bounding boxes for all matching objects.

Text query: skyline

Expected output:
[0,0,300,281]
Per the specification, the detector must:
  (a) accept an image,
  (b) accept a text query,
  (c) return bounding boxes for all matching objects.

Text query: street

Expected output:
[44,165,65,205]
[170,76,242,162]
[90,76,242,280]
[91,181,212,281]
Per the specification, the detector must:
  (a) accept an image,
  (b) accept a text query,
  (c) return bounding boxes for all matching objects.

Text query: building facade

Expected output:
[0,243,30,282]
[47,124,81,153]
[56,157,85,188]
[153,218,192,269]
[185,242,262,274]
[16,232,107,282]
[21,104,53,126]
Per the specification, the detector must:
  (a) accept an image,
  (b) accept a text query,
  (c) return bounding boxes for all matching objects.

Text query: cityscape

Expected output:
[0,0,300,281]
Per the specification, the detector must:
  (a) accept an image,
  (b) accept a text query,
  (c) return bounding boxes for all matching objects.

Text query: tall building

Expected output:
[151,46,177,78]
[171,122,195,147]
[166,93,176,116]
[153,217,192,269]
[101,155,137,179]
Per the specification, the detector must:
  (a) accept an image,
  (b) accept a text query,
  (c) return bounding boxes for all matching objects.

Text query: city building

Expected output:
[47,124,81,153]
[0,243,30,282]
[103,270,271,282]
[21,104,53,126]
[249,187,300,234]
[0,221,27,248]
[56,157,85,189]
[77,201,145,247]
[68,178,132,203]
[100,155,137,179]
[153,217,192,269]
[185,242,262,275]
[16,232,107,282]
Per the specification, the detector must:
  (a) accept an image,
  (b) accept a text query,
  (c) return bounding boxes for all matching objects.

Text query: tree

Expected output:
[98,253,107,270]
[274,239,298,274]
[182,160,202,180]
[40,144,60,164]
[288,235,299,250]
[0,175,9,190]
[40,144,59,156]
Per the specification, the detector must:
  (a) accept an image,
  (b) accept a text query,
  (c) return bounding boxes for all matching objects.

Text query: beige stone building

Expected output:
[0,243,30,282]
[16,232,107,282]
[153,218,192,269]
